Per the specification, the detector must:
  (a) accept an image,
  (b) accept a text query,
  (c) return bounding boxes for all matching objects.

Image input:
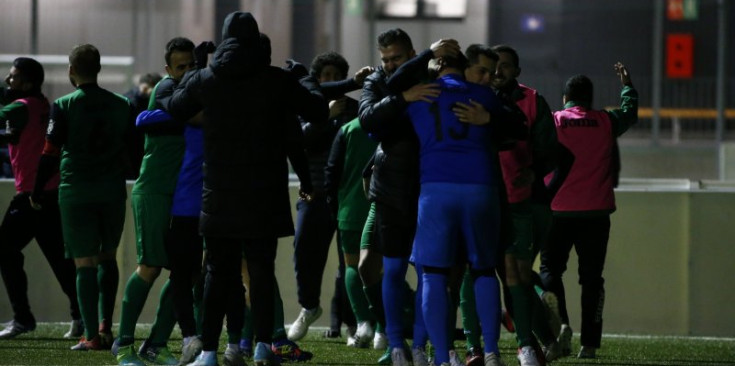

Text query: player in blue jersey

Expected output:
[404,53,508,366]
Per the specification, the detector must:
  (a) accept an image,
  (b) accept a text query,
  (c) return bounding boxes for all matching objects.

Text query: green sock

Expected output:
[149,279,176,345]
[509,285,533,347]
[345,265,372,323]
[241,304,253,340]
[530,287,556,345]
[97,260,118,333]
[459,270,481,350]
[272,279,286,340]
[118,272,152,345]
[77,267,100,340]
[533,284,545,298]
[363,281,385,332]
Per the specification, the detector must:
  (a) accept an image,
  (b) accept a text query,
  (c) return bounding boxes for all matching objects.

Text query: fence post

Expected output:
[652,0,664,146]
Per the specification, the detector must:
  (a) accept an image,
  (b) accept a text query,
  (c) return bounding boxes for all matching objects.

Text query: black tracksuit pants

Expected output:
[166,216,204,338]
[200,236,277,351]
[539,215,610,348]
[0,191,80,325]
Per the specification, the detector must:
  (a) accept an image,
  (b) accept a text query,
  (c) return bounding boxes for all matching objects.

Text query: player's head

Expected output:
[164,37,196,81]
[464,44,498,86]
[69,44,101,86]
[377,28,416,77]
[137,72,162,97]
[310,52,349,83]
[563,74,594,108]
[436,53,469,76]
[490,44,521,90]
[6,57,44,94]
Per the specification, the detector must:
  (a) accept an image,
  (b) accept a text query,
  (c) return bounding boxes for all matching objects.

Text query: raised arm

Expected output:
[286,72,329,126]
[606,62,639,137]
[166,69,206,123]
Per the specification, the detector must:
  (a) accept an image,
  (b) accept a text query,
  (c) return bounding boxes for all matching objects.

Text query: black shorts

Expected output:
[374,201,417,258]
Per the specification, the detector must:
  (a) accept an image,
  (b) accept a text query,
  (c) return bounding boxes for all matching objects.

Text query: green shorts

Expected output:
[60,199,126,259]
[504,200,552,260]
[340,229,363,256]
[132,194,173,267]
[359,202,376,251]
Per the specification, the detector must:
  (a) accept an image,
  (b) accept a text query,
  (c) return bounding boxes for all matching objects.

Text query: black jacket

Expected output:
[358,67,419,213]
[301,96,358,197]
[167,12,328,239]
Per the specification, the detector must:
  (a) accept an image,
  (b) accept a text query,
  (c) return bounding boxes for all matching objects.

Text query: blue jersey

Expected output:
[136,109,203,217]
[407,73,501,185]
[171,125,204,217]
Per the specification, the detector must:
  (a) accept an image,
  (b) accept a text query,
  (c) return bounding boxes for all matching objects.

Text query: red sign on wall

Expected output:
[667,0,699,20]
[666,34,693,78]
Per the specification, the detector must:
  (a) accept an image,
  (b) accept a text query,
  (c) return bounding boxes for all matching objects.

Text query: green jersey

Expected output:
[131,77,185,195]
[326,118,378,231]
[47,84,131,203]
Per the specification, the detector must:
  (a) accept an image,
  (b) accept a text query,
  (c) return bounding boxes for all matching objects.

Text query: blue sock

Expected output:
[383,257,409,349]
[474,273,501,354]
[423,271,449,364]
[412,264,428,349]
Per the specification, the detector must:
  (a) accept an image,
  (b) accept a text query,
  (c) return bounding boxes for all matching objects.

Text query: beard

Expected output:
[2,88,30,103]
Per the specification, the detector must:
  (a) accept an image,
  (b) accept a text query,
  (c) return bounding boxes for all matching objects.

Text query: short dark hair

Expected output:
[310,52,349,79]
[564,74,594,107]
[377,28,413,51]
[13,57,44,92]
[465,44,498,66]
[440,53,468,72]
[69,44,101,79]
[139,72,162,87]
[491,44,520,68]
[164,37,195,66]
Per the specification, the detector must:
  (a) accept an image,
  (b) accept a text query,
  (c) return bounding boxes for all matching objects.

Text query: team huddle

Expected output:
[0,10,637,366]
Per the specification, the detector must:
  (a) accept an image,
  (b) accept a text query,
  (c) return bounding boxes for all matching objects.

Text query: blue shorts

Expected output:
[411,182,500,270]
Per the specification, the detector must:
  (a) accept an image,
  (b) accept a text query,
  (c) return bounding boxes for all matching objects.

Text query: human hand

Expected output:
[402,83,440,103]
[614,62,632,86]
[430,39,460,59]
[298,186,313,202]
[329,98,347,119]
[194,41,216,69]
[284,59,309,79]
[452,100,490,125]
[353,66,375,86]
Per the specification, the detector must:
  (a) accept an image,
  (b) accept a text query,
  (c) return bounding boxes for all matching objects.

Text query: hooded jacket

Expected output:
[167,12,328,239]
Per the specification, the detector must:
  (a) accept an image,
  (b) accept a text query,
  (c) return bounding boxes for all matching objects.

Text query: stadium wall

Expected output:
[0,180,732,337]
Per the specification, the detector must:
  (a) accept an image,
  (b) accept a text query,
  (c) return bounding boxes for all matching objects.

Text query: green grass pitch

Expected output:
[0,323,733,365]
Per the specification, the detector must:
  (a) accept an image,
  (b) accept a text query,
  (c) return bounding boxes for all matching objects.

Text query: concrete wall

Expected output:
[340,1,490,74]
[0,179,733,337]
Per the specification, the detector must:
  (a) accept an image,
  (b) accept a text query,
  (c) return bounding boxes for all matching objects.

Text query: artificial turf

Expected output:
[0,323,732,365]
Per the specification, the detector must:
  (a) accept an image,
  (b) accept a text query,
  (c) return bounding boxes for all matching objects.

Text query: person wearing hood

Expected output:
[166,11,328,366]
[0,58,82,341]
